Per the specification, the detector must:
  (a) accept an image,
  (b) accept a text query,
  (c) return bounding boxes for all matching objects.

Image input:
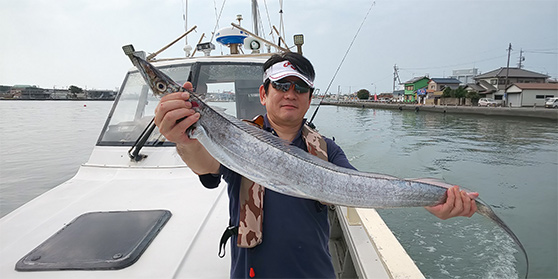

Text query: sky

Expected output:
[1,0,557,95]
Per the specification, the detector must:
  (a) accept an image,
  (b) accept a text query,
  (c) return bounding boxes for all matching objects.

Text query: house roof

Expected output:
[464,80,497,93]
[508,83,558,90]
[465,83,484,91]
[404,76,429,84]
[429,78,461,84]
[478,80,497,91]
[474,67,549,79]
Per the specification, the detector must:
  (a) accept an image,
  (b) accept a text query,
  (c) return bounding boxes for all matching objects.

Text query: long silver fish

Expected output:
[123,45,528,277]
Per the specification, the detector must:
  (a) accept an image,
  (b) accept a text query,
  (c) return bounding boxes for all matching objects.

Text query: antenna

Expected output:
[518,49,525,69]
[393,64,401,92]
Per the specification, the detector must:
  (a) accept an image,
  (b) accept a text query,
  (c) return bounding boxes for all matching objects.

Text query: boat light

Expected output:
[294,34,304,54]
[196,42,215,56]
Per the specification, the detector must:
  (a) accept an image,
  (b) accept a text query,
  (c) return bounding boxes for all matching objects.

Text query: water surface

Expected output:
[0,101,556,278]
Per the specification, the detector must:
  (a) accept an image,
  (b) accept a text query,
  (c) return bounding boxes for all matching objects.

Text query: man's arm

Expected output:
[175,141,220,175]
[154,82,220,175]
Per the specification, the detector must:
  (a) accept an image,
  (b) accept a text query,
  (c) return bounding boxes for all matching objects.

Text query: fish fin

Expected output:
[408,177,454,189]
[408,177,478,197]
[475,198,529,279]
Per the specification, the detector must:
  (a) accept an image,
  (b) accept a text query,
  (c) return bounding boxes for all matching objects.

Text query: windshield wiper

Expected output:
[128,117,156,161]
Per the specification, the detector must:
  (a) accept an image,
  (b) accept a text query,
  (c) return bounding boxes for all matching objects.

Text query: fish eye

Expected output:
[156,82,167,92]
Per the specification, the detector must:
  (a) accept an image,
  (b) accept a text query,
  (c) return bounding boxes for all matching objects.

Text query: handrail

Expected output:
[147,26,198,61]
[231,23,289,53]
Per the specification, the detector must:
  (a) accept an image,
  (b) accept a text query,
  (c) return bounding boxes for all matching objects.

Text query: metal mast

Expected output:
[252,0,259,36]
[393,64,401,92]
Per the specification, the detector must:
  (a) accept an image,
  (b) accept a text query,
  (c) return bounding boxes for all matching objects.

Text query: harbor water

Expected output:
[0,101,556,278]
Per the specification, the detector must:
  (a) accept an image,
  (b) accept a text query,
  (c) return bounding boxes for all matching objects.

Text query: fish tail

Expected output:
[475,198,529,279]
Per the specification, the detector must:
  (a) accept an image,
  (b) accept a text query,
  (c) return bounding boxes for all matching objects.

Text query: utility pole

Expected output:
[504,43,513,107]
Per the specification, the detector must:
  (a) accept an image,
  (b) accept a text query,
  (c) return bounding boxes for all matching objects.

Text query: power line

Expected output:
[399,54,508,71]
[523,50,558,55]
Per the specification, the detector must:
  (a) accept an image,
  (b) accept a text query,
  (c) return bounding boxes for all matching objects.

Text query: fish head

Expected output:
[134,57,184,97]
[123,45,184,97]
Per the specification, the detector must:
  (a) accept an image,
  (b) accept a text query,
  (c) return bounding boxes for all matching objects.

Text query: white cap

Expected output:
[263,61,314,88]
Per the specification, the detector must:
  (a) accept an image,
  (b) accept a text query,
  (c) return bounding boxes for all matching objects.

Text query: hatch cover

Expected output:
[16,209,172,271]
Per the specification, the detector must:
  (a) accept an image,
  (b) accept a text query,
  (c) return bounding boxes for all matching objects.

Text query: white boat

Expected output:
[0,5,423,279]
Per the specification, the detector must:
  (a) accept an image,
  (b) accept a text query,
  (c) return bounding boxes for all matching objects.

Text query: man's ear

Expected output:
[259,84,266,106]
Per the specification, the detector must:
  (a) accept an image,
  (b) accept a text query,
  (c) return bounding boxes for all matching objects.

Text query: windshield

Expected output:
[97,61,265,146]
[98,64,191,146]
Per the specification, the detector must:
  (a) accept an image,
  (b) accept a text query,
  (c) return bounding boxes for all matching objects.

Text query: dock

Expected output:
[321,101,558,121]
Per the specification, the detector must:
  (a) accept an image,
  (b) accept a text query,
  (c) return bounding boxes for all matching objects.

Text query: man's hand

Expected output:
[154,82,221,175]
[154,82,200,145]
[425,186,478,220]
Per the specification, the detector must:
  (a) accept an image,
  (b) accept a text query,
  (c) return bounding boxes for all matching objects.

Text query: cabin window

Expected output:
[98,64,192,145]
[196,63,265,120]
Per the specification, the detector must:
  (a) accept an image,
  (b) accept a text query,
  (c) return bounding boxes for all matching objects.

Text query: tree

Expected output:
[357,89,370,100]
[466,90,480,101]
[454,86,467,99]
[69,85,83,94]
[442,87,452,98]
[441,86,479,105]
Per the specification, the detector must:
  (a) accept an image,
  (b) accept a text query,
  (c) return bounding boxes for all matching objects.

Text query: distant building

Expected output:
[403,76,429,102]
[10,85,50,99]
[427,78,462,91]
[464,80,497,95]
[0,85,11,98]
[450,68,478,84]
[49,88,71,99]
[473,67,548,91]
[376,92,393,101]
[392,90,405,102]
[425,78,462,105]
[506,83,558,107]
[86,89,116,100]
[470,67,550,105]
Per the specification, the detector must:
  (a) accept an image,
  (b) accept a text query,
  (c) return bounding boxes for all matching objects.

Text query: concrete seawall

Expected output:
[321,101,558,121]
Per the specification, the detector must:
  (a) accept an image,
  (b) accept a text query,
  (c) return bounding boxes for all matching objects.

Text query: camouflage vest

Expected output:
[236,115,328,249]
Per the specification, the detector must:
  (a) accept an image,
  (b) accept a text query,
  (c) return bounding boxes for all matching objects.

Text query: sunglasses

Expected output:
[271,80,313,94]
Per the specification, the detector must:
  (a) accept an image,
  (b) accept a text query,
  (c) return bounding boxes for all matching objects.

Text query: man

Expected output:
[154,52,477,278]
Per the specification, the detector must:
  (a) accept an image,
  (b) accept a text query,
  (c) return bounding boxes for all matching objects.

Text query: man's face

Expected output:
[259,77,312,127]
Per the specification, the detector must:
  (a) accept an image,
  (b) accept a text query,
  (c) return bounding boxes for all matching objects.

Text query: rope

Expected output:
[263,0,276,43]
[309,1,376,125]
[210,0,228,42]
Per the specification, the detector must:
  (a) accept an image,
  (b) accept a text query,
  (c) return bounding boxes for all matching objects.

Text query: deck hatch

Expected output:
[15,209,171,271]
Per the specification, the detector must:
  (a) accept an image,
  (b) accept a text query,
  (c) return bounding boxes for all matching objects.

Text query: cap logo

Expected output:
[283,62,295,70]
